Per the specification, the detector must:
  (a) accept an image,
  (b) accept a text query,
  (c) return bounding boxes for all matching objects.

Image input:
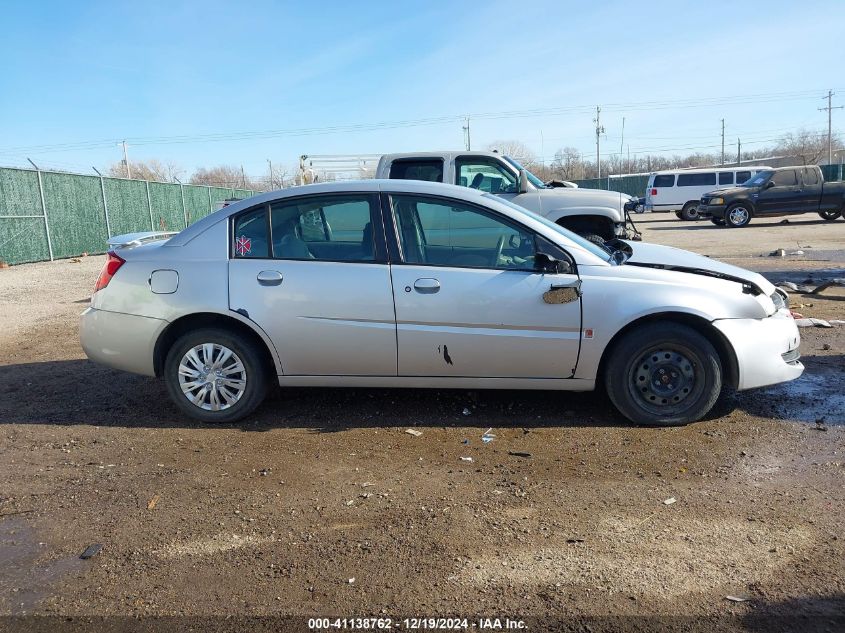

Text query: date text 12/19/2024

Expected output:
[308,617,528,630]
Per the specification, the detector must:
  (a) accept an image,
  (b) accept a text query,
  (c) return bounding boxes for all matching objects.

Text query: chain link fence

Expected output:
[0,166,257,265]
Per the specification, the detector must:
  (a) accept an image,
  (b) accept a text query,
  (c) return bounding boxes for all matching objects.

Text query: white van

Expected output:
[645,166,769,220]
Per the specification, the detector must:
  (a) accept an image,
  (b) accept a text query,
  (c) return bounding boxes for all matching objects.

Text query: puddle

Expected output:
[0,517,86,614]
[759,372,845,426]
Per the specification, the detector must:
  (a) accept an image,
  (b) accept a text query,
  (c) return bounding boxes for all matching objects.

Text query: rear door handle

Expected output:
[413,278,440,294]
[257,270,284,286]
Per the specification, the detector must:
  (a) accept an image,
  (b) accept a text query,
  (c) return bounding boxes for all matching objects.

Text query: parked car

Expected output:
[645,166,770,220]
[80,180,802,426]
[375,151,639,243]
[699,165,845,227]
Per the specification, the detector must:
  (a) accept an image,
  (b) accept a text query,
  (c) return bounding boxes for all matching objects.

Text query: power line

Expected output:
[0,89,838,156]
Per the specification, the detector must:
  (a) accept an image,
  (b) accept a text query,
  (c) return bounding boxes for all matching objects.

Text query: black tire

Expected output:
[710,217,726,226]
[680,202,700,221]
[724,203,752,228]
[164,327,269,423]
[604,322,722,426]
[818,210,842,221]
[674,211,683,219]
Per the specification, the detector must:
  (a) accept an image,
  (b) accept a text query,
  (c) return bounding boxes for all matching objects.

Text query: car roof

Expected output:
[168,180,490,247]
[651,166,772,176]
[380,151,502,161]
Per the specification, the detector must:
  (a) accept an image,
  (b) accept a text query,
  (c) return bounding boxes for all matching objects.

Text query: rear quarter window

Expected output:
[653,174,675,187]
[718,172,733,185]
[232,207,269,258]
[677,173,717,187]
[388,159,444,182]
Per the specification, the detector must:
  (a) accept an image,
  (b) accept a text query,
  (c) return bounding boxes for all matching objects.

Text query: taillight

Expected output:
[651,188,657,196]
[94,251,125,292]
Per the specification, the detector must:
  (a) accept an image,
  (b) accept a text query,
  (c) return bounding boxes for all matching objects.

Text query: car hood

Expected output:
[625,241,775,296]
[540,187,634,201]
[705,187,746,197]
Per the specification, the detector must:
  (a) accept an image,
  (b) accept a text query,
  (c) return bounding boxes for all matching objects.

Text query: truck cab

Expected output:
[376,151,637,242]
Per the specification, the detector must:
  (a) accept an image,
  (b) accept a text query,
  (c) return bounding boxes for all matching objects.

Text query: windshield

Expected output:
[743,171,772,187]
[483,193,612,262]
[502,156,547,189]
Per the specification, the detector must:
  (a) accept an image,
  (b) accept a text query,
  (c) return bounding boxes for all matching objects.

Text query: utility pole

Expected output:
[736,138,741,166]
[240,165,246,188]
[462,116,471,151]
[720,119,725,166]
[267,159,274,189]
[620,116,625,175]
[594,106,605,178]
[120,140,131,178]
[819,90,843,164]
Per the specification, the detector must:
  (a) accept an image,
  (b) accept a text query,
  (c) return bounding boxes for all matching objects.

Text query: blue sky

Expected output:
[1,0,843,179]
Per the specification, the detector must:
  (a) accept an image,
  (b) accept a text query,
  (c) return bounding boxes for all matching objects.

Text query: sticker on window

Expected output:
[235,236,252,256]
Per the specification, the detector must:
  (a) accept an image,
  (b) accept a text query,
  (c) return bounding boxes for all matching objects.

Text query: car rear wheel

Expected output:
[710,217,726,226]
[164,328,268,423]
[725,203,752,228]
[680,202,700,221]
[604,323,722,426]
[818,210,842,221]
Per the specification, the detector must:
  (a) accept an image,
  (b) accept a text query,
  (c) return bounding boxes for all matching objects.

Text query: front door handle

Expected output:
[550,279,581,292]
[257,270,284,286]
[413,278,440,294]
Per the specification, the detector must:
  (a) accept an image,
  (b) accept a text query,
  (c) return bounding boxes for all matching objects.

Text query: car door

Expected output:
[228,192,397,376]
[756,169,801,215]
[799,167,822,213]
[386,193,582,379]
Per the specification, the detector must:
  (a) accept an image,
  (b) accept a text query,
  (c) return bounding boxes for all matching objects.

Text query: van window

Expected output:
[677,173,717,187]
[389,159,444,182]
[653,174,674,187]
[802,167,819,186]
[771,170,798,187]
[718,172,733,185]
[735,171,751,184]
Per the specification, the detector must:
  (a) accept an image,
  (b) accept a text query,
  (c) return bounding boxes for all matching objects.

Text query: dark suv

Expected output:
[698,165,845,227]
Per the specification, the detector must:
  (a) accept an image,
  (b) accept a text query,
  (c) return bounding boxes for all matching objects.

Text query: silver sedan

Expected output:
[80,180,803,426]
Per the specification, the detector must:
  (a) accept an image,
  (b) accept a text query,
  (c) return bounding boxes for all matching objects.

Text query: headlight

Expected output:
[709,197,725,205]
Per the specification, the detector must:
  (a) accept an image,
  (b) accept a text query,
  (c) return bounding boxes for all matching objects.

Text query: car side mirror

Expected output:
[535,252,572,275]
[765,180,776,189]
[518,169,530,194]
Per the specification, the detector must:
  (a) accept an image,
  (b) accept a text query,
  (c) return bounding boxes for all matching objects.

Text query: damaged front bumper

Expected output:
[712,312,803,391]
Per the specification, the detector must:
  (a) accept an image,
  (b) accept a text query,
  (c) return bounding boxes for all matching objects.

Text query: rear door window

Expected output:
[718,172,733,185]
[389,159,444,182]
[735,171,751,184]
[652,174,675,187]
[677,173,717,187]
[802,167,819,186]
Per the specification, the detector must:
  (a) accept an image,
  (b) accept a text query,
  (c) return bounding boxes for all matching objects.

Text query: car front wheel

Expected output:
[818,210,842,221]
[725,203,752,227]
[164,328,268,423]
[604,323,722,426]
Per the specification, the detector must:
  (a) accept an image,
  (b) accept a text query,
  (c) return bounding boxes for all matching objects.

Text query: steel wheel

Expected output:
[726,204,751,227]
[680,202,700,221]
[177,343,247,411]
[604,322,722,426]
[629,346,702,416]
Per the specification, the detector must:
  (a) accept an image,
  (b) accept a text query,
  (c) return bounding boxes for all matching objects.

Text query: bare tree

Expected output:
[486,140,537,167]
[550,147,585,180]
[776,128,842,165]
[107,159,184,183]
[190,165,261,190]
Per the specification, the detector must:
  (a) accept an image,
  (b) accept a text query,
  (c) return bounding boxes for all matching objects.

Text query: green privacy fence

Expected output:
[0,166,258,265]
[575,165,845,197]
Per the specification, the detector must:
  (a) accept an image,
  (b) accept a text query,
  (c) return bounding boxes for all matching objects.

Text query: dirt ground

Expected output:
[0,213,843,632]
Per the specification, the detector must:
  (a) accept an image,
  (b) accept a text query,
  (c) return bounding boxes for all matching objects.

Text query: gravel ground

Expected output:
[0,213,843,631]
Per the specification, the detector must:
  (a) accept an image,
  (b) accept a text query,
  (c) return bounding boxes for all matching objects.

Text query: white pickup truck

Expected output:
[375,151,639,242]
